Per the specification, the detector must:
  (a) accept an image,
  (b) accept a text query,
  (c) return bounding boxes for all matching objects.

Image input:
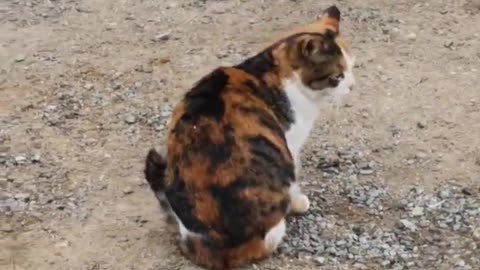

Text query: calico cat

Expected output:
[144,5,355,270]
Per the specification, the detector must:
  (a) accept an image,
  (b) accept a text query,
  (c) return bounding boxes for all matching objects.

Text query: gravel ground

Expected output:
[1,0,480,269]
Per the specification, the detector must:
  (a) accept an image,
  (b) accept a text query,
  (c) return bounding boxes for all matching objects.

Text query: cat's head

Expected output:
[279,6,355,103]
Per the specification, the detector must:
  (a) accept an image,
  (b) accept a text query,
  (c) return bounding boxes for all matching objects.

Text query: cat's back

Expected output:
[163,66,294,243]
[166,66,293,183]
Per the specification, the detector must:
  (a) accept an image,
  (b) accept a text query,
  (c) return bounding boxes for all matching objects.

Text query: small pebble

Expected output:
[136,64,153,73]
[55,240,70,248]
[417,121,427,129]
[161,110,171,118]
[353,263,368,270]
[399,219,417,232]
[419,219,431,227]
[359,168,374,175]
[406,33,417,41]
[84,83,94,90]
[32,153,41,163]
[15,155,27,164]
[415,152,427,159]
[438,190,451,199]
[455,259,466,267]
[473,227,480,240]
[0,177,7,187]
[1,224,14,233]
[14,193,31,200]
[112,81,122,90]
[124,114,137,124]
[461,187,474,196]
[123,187,134,195]
[154,124,165,132]
[411,206,425,217]
[313,256,326,265]
[14,54,26,62]
[152,32,171,42]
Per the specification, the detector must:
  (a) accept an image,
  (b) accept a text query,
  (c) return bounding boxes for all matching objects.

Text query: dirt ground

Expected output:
[1,0,480,269]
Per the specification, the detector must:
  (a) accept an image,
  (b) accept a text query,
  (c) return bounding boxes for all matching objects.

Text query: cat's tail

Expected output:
[144,148,168,205]
[182,234,268,270]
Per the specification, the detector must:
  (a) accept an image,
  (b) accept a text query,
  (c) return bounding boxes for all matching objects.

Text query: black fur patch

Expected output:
[209,180,260,248]
[182,69,229,121]
[243,79,294,130]
[205,125,235,173]
[236,105,285,141]
[247,136,294,185]
[165,168,208,234]
[206,135,294,248]
[236,50,276,80]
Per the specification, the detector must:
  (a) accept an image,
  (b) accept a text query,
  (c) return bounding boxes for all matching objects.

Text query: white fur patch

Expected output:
[159,195,198,241]
[173,212,197,240]
[264,218,286,252]
[283,75,319,163]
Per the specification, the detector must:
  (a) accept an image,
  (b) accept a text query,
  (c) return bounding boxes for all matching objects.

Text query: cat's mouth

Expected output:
[330,72,355,92]
[327,74,343,88]
[308,73,345,90]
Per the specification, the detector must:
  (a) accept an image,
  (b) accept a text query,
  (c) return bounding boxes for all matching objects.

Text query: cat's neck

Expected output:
[236,51,319,159]
[282,73,320,160]
[235,49,296,130]
[235,47,319,127]
[283,73,320,125]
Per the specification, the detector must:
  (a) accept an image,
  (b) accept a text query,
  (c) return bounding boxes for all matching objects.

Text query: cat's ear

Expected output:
[315,5,340,32]
[300,31,339,63]
[323,5,340,21]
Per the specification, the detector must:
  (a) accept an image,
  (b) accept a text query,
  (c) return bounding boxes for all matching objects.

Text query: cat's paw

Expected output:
[264,218,286,253]
[290,193,310,214]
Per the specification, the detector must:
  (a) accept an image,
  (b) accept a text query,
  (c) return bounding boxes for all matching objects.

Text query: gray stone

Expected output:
[14,192,30,200]
[313,256,326,265]
[438,190,451,199]
[136,64,153,73]
[84,83,94,90]
[472,227,480,240]
[353,263,368,269]
[160,110,170,118]
[124,114,137,124]
[1,224,14,233]
[14,54,26,62]
[359,168,374,175]
[399,219,417,232]
[32,153,41,163]
[411,206,425,217]
[417,121,427,129]
[154,124,165,132]
[406,32,417,41]
[152,32,171,42]
[15,155,27,164]
[415,152,427,159]
[122,187,134,195]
